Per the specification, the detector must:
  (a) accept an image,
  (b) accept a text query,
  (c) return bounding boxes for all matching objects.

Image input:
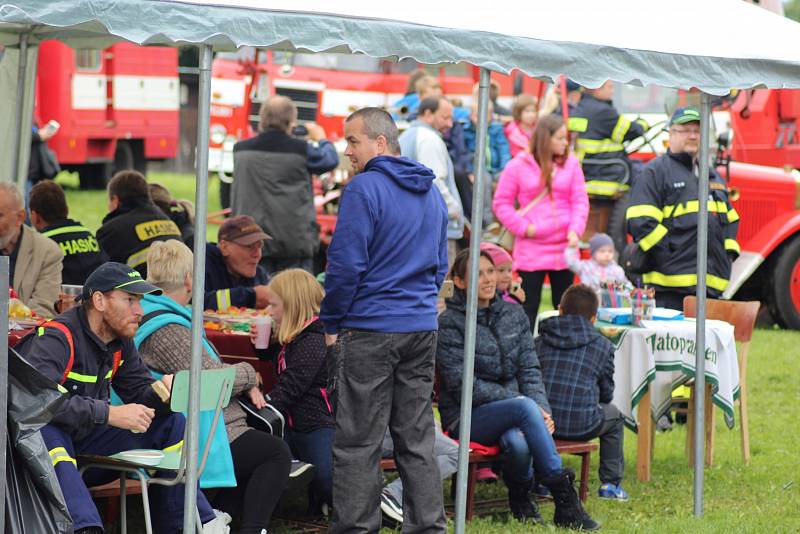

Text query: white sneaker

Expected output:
[203,513,231,534]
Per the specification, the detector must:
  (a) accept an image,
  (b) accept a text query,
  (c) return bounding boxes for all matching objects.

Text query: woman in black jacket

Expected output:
[437,249,598,530]
[259,269,335,515]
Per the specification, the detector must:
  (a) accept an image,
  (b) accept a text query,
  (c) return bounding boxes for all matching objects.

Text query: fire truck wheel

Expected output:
[219,179,232,210]
[607,193,630,254]
[113,141,136,174]
[78,163,112,190]
[769,235,800,330]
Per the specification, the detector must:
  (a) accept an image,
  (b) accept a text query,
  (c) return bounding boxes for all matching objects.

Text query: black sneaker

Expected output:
[380,489,404,524]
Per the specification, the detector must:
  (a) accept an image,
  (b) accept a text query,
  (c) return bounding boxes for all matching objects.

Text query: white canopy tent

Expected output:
[2,1,800,531]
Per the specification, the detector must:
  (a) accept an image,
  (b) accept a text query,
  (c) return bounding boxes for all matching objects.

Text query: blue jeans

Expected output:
[286,426,334,508]
[463,396,563,485]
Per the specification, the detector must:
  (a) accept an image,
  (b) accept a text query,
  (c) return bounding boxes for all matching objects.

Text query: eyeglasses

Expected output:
[230,241,263,252]
[671,126,701,136]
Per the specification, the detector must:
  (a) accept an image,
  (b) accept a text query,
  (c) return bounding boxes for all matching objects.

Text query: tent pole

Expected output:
[10,32,29,185]
[0,256,9,530]
[693,91,711,518]
[183,43,213,534]
[453,67,491,534]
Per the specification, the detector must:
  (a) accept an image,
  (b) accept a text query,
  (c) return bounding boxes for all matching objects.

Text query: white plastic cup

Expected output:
[254,315,271,349]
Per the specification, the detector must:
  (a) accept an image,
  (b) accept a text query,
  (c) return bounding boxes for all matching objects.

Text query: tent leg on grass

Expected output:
[453,67,491,534]
[11,32,29,187]
[183,43,213,534]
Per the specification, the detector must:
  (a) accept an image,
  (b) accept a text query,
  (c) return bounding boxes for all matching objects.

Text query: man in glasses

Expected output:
[626,107,740,310]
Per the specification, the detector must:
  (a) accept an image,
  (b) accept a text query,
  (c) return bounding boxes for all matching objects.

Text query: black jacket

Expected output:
[436,289,550,432]
[97,197,182,278]
[626,150,740,296]
[569,93,646,196]
[203,243,270,310]
[258,319,334,433]
[535,314,615,438]
[15,306,169,442]
[231,129,338,260]
[40,218,109,285]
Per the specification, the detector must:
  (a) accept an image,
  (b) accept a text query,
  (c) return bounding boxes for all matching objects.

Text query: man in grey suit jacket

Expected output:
[0,182,62,317]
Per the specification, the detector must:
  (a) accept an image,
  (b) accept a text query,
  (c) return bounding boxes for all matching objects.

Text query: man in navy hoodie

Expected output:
[321,107,449,534]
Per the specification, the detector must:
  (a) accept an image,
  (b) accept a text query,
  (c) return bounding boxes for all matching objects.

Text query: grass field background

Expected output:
[58,171,800,533]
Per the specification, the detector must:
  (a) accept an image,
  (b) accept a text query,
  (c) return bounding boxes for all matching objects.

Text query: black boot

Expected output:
[541,468,600,531]
[507,480,543,524]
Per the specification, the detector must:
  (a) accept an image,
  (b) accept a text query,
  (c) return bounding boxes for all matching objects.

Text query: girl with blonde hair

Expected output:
[256,268,334,515]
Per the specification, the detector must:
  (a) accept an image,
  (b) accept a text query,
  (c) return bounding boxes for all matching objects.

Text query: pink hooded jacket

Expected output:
[493,153,589,272]
[504,120,533,158]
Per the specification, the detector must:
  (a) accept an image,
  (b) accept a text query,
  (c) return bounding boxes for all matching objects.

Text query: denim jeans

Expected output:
[328,329,446,534]
[456,396,563,486]
[285,426,334,508]
[556,403,625,486]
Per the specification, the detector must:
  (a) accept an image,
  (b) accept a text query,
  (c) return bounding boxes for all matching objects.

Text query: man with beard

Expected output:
[16,263,229,534]
[0,182,63,317]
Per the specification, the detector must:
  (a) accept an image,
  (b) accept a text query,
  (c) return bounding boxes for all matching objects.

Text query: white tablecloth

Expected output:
[608,319,739,431]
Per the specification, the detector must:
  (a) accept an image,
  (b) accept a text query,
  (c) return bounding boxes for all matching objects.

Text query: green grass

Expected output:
[56,170,223,241]
[57,173,800,532]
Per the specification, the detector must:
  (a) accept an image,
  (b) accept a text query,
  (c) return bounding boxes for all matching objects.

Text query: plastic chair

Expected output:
[533,309,559,337]
[681,297,759,466]
[79,367,236,534]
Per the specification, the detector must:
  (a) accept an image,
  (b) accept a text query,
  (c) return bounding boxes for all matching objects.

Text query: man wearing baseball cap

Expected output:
[204,215,272,310]
[16,262,227,534]
[626,107,740,310]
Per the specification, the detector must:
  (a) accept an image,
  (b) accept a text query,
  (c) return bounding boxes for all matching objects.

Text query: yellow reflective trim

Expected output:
[663,205,675,218]
[567,117,588,133]
[66,372,98,384]
[215,289,231,311]
[727,209,740,223]
[127,247,151,269]
[57,384,68,394]
[48,447,68,458]
[574,138,626,155]
[667,200,722,218]
[134,220,181,241]
[585,181,628,197]
[639,224,668,251]
[642,272,729,292]
[725,239,741,254]
[163,439,184,453]
[716,201,728,213]
[611,115,632,143]
[49,447,77,467]
[104,369,113,379]
[626,204,663,222]
[38,326,44,336]
[53,456,77,467]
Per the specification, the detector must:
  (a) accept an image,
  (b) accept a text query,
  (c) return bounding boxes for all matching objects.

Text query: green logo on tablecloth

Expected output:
[645,333,717,365]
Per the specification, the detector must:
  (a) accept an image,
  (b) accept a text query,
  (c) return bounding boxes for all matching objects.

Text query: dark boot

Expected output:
[541,468,600,531]
[507,480,543,524]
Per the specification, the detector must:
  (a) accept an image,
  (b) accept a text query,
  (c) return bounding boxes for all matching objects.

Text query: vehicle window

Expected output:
[614,85,679,115]
[75,49,102,71]
[274,52,382,73]
[215,48,256,62]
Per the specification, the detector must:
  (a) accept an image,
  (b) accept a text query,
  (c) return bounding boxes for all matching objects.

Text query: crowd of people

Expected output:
[4,71,741,534]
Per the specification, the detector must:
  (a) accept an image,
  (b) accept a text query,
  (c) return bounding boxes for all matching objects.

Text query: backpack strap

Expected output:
[37,321,75,385]
[140,309,172,326]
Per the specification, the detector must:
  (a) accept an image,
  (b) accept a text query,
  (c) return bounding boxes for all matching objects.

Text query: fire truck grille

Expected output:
[275,87,319,122]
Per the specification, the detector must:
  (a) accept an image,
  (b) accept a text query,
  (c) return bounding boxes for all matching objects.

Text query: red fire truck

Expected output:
[35,41,179,188]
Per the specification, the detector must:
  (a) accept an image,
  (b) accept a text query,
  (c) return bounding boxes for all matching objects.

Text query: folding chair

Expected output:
[681,297,759,466]
[533,309,559,337]
[79,367,236,534]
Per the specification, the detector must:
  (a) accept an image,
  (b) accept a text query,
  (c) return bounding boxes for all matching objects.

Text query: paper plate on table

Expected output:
[115,449,164,466]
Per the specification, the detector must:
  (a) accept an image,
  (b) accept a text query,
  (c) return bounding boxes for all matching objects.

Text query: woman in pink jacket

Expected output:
[493,114,589,327]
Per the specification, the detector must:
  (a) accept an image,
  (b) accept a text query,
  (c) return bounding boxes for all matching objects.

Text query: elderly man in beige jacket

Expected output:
[0,183,63,317]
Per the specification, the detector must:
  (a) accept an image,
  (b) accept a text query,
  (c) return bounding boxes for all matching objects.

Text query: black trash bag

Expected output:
[5,348,73,533]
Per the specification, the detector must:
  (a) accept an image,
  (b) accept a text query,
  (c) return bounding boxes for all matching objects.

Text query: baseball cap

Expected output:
[218,215,271,246]
[78,262,162,301]
[669,107,701,126]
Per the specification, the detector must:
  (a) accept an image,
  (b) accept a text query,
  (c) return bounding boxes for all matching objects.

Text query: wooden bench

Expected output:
[380,439,597,521]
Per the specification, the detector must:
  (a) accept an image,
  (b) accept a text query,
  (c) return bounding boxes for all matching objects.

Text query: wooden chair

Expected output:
[682,297,759,466]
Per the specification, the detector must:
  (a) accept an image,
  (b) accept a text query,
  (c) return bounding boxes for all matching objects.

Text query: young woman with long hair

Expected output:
[492,114,589,327]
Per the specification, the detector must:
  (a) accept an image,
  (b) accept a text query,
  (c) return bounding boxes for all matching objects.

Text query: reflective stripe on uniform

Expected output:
[567,117,588,133]
[49,447,77,467]
[67,371,98,384]
[639,224,668,251]
[215,289,232,311]
[727,208,740,223]
[41,225,91,238]
[610,115,633,143]
[585,181,629,197]
[574,138,626,156]
[626,204,664,222]
[642,271,729,292]
[725,239,741,254]
[127,247,151,269]
[163,439,184,453]
[662,200,726,219]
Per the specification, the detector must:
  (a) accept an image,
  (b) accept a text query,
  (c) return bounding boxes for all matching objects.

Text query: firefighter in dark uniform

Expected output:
[568,81,648,198]
[626,108,740,310]
[15,263,220,534]
[28,180,108,286]
[97,171,182,278]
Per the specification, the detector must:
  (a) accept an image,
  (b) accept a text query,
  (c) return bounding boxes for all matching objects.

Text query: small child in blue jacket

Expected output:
[535,284,629,501]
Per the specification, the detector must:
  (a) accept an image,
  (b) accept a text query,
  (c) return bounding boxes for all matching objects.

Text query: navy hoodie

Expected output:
[320,155,449,334]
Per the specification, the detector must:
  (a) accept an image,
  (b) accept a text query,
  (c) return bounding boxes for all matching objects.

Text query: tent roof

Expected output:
[2,0,800,93]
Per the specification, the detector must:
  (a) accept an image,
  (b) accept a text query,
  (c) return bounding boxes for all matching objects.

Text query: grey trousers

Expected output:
[327,329,446,534]
[556,403,625,486]
[381,427,459,505]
